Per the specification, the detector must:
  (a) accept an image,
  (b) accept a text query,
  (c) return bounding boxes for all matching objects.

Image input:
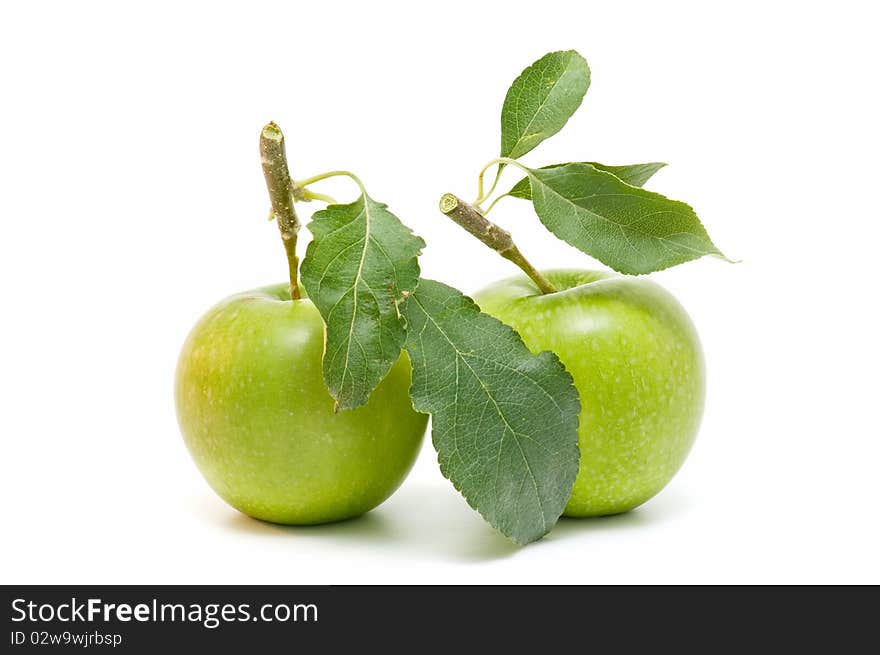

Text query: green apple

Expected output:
[175,283,428,525]
[474,269,705,517]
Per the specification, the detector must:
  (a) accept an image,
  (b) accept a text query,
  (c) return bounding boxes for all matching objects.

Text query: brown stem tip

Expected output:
[438,194,557,295]
[260,122,301,299]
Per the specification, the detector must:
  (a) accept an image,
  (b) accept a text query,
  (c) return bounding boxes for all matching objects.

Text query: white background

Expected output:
[2,1,878,584]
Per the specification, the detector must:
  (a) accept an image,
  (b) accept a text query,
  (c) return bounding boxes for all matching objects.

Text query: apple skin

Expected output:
[175,283,427,525]
[473,269,705,517]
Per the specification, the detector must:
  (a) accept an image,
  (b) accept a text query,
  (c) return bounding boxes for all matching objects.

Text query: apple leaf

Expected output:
[301,193,424,410]
[506,161,667,199]
[526,162,726,274]
[501,50,591,160]
[403,279,581,545]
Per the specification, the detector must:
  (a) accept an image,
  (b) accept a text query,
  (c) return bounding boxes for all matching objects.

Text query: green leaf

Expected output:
[507,161,667,199]
[403,279,581,545]
[301,193,424,409]
[526,163,725,274]
[501,50,590,160]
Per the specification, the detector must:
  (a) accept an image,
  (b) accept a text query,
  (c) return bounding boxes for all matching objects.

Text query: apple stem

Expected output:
[260,122,302,300]
[439,194,557,294]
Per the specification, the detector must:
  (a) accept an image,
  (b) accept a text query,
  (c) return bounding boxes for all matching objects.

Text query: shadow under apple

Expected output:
[211,481,690,563]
